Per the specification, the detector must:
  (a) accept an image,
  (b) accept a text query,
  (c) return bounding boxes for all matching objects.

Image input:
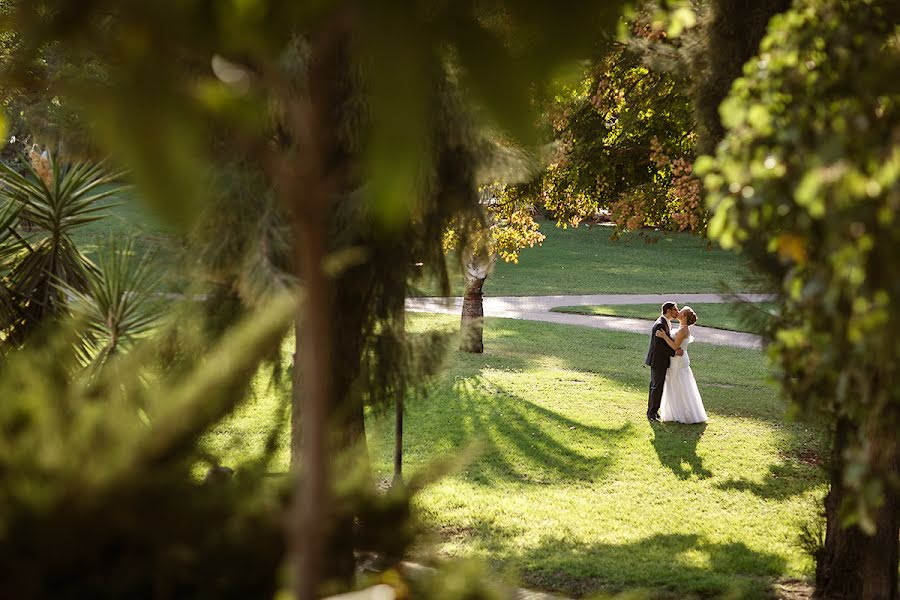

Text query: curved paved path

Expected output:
[406,293,772,349]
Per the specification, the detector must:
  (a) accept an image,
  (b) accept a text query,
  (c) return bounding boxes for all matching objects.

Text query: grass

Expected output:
[204,314,825,599]
[67,193,188,291]
[75,194,810,597]
[551,303,777,334]
[412,223,754,297]
[68,190,174,256]
[67,203,753,298]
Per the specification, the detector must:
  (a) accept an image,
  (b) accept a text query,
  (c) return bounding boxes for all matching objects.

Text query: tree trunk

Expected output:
[693,0,791,153]
[393,308,406,486]
[292,211,332,600]
[860,418,900,600]
[284,14,351,600]
[816,418,867,599]
[459,250,494,353]
[816,418,900,600]
[861,479,899,600]
[460,275,486,353]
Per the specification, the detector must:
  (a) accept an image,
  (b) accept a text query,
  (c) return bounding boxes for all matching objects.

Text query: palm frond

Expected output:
[60,236,164,373]
[0,151,129,347]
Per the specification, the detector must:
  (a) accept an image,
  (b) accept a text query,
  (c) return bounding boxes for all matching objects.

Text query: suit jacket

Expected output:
[645,315,676,368]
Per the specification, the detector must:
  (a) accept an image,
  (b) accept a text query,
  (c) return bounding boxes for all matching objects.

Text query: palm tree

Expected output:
[60,236,163,374]
[0,149,128,346]
[0,201,24,339]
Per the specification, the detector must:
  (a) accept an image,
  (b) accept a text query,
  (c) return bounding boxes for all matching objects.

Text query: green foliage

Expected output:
[538,26,701,233]
[0,294,296,598]
[186,166,292,305]
[444,185,546,266]
[0,150,129,346]
[61,236,163,374]
[699,0,900,530]
[0,199,21,316]
[686,0,791,154]
[0,0,632,229]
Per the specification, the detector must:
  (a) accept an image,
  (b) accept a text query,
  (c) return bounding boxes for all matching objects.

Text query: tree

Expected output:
[0,148,128,347]
[1,2,633,597]
[699,0,900,596]
[447,178,545,353]
[451,18,704,355]
[536,17,703,235]
[0,290,295,599]
[61,236,163,375]
[457,186,544,353]
[685,0,792,155]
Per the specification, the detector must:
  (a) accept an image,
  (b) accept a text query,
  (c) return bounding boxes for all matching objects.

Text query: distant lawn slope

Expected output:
[67,194,183,289]
[67,190,174,256]
[206,313,824,599]
[552,302,777,334]
[412,223,754,297]
[66,202,753,298]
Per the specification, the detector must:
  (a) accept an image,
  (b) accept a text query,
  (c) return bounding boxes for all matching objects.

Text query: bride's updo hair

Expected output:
[683,306,698,325]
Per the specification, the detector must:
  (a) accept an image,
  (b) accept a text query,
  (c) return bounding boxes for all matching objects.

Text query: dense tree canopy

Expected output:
[700,0,900,595]
[536,16,704,234]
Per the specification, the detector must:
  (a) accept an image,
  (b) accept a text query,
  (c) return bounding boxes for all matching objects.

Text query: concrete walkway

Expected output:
[406,293,771,349]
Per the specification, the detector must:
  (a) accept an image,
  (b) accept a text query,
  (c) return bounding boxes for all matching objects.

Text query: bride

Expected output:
[655,306,708,424]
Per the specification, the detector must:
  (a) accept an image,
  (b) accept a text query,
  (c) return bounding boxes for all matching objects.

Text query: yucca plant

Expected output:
[0,149,129,346]
[0,201,26,341]
[61,236,164,374]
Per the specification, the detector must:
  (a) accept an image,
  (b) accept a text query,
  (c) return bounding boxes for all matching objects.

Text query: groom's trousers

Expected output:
[647,365,667,418]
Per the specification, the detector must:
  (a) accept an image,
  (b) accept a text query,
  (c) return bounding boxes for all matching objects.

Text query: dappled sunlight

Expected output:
[437,370,635,485]
[676,547,713,570]
[361,313,827,594]
[417,520,793,598]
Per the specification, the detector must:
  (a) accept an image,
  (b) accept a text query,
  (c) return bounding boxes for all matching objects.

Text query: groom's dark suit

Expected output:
[645,315,676,419]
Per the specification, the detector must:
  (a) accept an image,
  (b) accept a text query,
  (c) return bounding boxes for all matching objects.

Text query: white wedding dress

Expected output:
[660,332,708,424]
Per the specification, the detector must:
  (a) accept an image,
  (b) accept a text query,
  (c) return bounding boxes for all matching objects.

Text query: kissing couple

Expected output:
[645,301,708,424]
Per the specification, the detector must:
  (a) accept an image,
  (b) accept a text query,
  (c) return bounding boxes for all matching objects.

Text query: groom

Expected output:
[645,301,682,422]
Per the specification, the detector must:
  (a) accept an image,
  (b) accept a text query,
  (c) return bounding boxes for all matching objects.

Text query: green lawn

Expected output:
[69,203,752,298]
[68,190,174,256]
[66,194,185,290]
[551,303,777,334]
[205,313,824,599]
[412,223,754,297]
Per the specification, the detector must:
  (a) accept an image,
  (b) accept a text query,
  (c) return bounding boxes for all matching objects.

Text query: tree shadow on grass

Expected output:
[520,534,786,598]
[650,422,712,480]
[440,521,792,599]
[499,532,789,599]
[414,369,632,486]
[715,458,824,500]
[476,318,827,497]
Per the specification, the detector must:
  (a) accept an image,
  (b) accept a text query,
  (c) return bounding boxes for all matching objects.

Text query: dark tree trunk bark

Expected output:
[860,419,900,600]
[861,480,899,600]
[393,309,406,486]
[459,273,486,353]
[693,0,791,153]
[392,387,404,484]
[816,419,867,599]
[816,418,900,600]
[284,13,353,600]
[292,212,332,600]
